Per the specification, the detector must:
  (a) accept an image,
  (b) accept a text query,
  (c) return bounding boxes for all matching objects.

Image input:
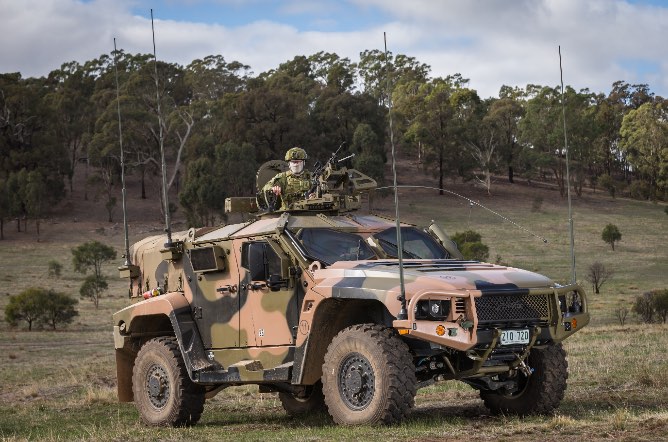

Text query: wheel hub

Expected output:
[146,364,169,408]
[339,352,375,410]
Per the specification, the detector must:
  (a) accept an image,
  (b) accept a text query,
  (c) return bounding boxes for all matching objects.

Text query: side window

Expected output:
[241,241,281,281]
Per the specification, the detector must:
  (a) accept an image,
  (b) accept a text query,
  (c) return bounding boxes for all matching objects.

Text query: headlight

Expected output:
[414,300,450,320]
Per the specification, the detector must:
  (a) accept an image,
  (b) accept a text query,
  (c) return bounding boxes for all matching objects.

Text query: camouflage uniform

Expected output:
[262,147,312,210]
[262,170,313,210]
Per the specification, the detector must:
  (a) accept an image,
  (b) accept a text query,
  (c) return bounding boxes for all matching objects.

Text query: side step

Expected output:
[194,360,293,384]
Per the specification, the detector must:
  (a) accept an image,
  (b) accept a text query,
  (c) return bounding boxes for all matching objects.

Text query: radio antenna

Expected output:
[384,32,408,320]
[559,45,576,284]
[151,9,173,247]
[113,38,132,266]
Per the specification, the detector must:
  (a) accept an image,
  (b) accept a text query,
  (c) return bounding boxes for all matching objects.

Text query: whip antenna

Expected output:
[384,32,408,320]
[113,38,132,266]
[151,9,173,247]
[559,46,576,284]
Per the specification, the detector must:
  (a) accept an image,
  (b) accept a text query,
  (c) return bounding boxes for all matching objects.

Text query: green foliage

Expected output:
[451,230,489,261]
[628,180,651,200]
[41,291,79,330]
[4,287,78,330]
[601,224,622,251]
[179,141,257,227]
[47,260,62,278]
[597,174,617,198]
[460,242,490,261]
[620,102,668,201]
[451,230,482,245]
[79,275,109,309]
[71,241,116,308]
[71,241,117,277]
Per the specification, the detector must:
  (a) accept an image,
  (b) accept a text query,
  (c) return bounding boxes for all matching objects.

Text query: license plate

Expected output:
[500,329,530,345]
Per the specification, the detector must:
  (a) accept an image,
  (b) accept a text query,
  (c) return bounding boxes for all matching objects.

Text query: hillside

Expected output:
[1,154,667,441]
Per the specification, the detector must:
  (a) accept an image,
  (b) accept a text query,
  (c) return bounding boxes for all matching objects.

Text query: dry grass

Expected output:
[0,160,667,440]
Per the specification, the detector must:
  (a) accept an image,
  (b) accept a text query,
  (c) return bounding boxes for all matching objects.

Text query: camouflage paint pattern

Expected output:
[114,207,590,388]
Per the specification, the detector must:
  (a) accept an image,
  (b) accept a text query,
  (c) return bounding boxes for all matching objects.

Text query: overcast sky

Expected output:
[2,0,667,99]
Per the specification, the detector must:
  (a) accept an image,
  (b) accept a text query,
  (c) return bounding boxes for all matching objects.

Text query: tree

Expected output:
[72,241,116,308]
[619,101,668,200]
[585,261,614,294]
[633,289,668,323]
[4,288,46,330]
[48,260,63,278]
[601,224,622,251]
[492,86,526,183]
[615,306,628,326]
[41,291,78,329]
[79,275,109,309]
[352,123,385,185]
[653,289,668,323]
[451,230,489,261]
[633,291,655,323]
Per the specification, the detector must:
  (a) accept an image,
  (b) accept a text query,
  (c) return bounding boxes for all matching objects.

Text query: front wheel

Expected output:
[322,324,416,425]
[132,336,205,426]
[480,343,568,416]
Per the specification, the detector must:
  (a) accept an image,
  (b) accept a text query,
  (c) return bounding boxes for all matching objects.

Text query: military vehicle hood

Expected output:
[312,260,554,299]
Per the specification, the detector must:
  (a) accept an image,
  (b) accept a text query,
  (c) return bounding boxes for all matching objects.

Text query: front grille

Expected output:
[454,298,466,314]
[475,293,549,328]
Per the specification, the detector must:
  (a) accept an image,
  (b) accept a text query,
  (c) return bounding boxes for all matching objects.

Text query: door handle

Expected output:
[216,284,237,294]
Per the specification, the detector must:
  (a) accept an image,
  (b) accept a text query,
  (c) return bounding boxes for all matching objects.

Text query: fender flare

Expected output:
[113,293,216,392]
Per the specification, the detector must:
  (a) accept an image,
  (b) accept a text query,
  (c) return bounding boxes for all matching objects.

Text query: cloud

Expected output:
[1,0,667,99]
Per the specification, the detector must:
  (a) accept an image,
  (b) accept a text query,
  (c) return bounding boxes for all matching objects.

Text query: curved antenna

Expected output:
[377,185,549,243]
[113,38,131,266]
[151,9,173,247]
[384,32,408,321]
[559,46,576,284]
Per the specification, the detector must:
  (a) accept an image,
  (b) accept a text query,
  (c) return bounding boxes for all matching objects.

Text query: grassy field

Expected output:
[0,167,667,441]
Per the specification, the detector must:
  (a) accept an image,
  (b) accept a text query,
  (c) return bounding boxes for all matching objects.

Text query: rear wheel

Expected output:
[132,336,205,426]
[480,343,568,415]
[322,324,416,425]
[279,381,326,416]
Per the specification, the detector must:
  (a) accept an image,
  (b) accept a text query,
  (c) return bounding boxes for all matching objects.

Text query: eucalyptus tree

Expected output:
[395,75,478,194]
[487,86,525,183]
[518,85,569,196]
[619,100,668,200]
[0,73,67,230]
[308,58,386,162]
[44,61,96,194]
[357,49,430,107]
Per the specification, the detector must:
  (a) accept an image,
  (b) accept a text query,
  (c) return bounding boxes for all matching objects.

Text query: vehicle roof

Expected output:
[194,213,410,242]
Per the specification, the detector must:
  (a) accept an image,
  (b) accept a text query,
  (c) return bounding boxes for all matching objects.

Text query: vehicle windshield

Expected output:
[298,228,376,265]
[373,227,450,259]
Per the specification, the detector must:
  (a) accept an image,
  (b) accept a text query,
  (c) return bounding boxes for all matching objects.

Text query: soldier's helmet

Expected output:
[285,147,308,161]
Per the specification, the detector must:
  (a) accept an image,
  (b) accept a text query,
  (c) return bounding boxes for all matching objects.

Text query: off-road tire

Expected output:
[132,336,205,426]
[322,324,416,425]
[279,381,327,416]
[480,343,568,416]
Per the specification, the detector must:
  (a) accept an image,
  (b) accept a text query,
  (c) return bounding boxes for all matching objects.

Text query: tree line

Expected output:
[1,49,666,237]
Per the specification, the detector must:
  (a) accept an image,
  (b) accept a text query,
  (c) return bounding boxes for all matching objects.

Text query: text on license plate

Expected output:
[500,329,530,345]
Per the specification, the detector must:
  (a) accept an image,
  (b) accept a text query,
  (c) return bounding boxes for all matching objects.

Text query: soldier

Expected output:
[263,147,313,210]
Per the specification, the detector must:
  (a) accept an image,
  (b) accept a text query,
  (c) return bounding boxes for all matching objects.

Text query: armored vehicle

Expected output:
[113,157,589,426]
